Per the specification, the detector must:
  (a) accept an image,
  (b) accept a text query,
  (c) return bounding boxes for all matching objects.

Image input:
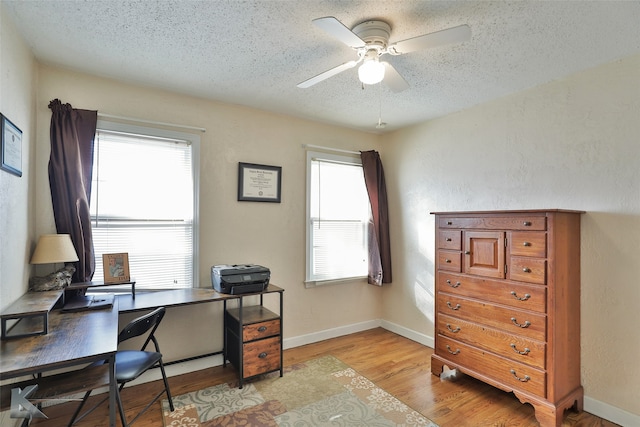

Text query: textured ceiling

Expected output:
[4,1,640,133]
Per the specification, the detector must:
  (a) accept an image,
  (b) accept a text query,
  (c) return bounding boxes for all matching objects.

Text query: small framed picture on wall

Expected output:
[237,162,282,203]
[1,113,23,177]
[103,253,131,284]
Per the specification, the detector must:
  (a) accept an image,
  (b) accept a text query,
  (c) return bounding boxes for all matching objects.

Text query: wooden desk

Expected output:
[0,303,119,426]
[116,287,239,313]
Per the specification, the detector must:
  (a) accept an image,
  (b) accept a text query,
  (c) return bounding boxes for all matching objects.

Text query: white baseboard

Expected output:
[282,319,381,349]
[583,395,640,427]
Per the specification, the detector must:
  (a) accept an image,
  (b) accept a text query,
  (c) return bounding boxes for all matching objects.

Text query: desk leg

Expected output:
[108,354,116,427]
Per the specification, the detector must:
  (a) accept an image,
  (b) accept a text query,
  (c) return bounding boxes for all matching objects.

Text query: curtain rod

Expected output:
[302,144,360,156]
[98,113,206,133]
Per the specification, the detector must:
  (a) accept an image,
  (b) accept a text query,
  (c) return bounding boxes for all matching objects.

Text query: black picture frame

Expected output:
[238,162,282,203]
[1,113,22,177]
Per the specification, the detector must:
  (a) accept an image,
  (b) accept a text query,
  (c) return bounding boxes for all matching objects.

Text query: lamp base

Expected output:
[29,265,76,292]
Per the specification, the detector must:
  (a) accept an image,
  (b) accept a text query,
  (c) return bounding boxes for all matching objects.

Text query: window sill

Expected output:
[304,276,367,288]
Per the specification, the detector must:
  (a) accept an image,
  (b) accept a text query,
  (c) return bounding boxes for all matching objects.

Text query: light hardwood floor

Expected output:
[32,328,616,427]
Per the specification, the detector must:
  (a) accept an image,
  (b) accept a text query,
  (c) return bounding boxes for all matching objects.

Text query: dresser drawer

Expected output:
[439,216,546,231]
[437,292,546,341]
[437,313,546,369]
[509,232,546,257]
[242,336,281,378]
[438,250,461,272]
[436,335,546,396]
[438,230,461,250]
[509,257,546,284]
[437,272,546,313]
[243,319,280,342]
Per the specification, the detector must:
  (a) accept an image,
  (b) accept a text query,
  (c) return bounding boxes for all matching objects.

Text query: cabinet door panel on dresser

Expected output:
[431,210,583,427]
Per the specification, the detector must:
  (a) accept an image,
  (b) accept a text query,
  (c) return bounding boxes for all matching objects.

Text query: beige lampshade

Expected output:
[30,234,79,264]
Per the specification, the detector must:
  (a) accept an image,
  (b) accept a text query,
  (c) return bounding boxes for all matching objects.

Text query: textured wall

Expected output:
[382,55,640,417]
[0,4,36,312]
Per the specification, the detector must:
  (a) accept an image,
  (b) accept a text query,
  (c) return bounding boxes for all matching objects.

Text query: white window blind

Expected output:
[90,124,198,290]
[306,150,369,285]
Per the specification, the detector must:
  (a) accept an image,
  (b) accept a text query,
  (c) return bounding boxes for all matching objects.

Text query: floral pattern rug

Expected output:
[162,355,438,426]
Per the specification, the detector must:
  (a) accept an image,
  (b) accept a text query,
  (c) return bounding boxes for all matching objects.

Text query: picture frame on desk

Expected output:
[103,253,131,284]
[237,162,282,203]
[1,113,23,177]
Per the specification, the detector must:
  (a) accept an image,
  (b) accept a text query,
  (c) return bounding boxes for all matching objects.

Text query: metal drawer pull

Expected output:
[464,251,471,255]
[446,238,452,242]
[523,221,532,226]
[446,324,460,333]
[511,317,531,328]
[447,221,453,225]
[510,343,531,355]
[510,291,531,301]
[523,242,531,246]
[446,279,461,288]
[447,302,461,310]
[510,369,530,382]
[258,352,268,359]
[258,326,267,332]
[445,259,452,263]
[446,345,460,355]
[522,267,531,273]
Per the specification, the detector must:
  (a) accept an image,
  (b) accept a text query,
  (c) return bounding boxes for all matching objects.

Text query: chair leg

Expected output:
[116,383,128,427]
[67,390,92,427]
[159,359,174,412]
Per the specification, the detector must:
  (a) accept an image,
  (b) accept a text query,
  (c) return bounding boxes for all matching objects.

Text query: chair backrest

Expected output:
[118,306,166,351]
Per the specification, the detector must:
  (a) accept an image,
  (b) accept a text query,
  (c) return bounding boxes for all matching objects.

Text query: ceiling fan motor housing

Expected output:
[352,20,391,51]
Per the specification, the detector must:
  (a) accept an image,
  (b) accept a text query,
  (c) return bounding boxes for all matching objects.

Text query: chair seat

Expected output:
[115,350,162,383]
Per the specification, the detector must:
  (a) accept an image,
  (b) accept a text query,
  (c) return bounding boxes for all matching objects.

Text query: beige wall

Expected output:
[381,54,640,418]
[0,4,36,312]
[33,65,384,359]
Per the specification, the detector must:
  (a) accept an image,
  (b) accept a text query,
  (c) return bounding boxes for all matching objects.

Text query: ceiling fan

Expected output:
[297,16,471,92]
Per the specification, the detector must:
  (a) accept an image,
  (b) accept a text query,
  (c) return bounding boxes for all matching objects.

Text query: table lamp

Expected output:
[29,234,79,291]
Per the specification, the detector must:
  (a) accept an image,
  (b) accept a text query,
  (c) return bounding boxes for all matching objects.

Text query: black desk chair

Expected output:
[68,306,175,426]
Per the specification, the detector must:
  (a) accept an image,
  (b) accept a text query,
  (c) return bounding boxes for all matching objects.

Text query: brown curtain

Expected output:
[360,150,392,285]
[48,99,98,283]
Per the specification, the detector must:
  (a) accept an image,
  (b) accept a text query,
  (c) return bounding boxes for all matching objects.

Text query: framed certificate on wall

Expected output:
[237,162,282,203]
[1,113,22,177]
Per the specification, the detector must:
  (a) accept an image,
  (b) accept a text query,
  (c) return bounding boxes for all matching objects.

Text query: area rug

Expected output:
[161,355,438,426]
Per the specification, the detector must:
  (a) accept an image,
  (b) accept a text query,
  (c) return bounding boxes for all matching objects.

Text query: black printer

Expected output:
[211,264,270,294]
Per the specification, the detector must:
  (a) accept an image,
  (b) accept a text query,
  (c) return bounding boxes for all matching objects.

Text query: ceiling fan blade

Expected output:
[388,24,471,54]
[297,60,359,88]
[382,62,409,93]
[312,16,366,48]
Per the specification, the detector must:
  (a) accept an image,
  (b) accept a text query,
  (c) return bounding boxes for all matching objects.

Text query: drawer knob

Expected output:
[511,317,531,328]
[510,369,531,382]
[510,291,531,301]
[446,279,461,288]
[446,345,460,355]
[523,221,532,226]
[510,343,531,355]
[258,352,268,359]
[522,267,531,273]
[258,326,267,332]
[446,324,460,333]
[446,302,461,311]
[523,242,531,247]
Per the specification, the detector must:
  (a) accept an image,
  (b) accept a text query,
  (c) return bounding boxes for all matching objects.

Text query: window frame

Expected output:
[305,149,369,287]
[92,120,200,290]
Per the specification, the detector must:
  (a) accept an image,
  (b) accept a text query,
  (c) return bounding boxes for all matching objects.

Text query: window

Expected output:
[90,121,199,290]
[305,150,370,286]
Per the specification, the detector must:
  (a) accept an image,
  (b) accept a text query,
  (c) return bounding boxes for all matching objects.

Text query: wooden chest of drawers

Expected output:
[431,210,584,427]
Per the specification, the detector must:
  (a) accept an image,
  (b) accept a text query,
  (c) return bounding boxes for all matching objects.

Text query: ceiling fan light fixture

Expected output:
[358,58,385,85]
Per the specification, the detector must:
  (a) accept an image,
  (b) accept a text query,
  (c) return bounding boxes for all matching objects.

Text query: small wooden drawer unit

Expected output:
[431,210,584,427]
[223,286,284,388]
